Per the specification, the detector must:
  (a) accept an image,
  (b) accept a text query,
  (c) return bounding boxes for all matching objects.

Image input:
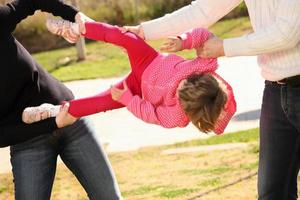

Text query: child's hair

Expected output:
[178,73,228,133]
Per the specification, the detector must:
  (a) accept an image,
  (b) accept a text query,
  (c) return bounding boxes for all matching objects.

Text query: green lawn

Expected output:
[33,17,252,82]
[0,128,298,199]
[0,128,260,200]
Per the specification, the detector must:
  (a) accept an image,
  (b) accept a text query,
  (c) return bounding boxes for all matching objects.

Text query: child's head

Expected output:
[178,73,227,133]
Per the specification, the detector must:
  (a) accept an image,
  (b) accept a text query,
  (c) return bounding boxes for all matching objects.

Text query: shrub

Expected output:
[5,0,248,52]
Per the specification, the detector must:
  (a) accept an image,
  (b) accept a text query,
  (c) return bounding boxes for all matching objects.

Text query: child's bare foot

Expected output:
[22,103,60,124]
[46,18,80,43]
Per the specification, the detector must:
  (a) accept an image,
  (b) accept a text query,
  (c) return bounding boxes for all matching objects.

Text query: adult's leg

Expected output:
[258,82,300,200]
[10,134,59,200]
[58,118,122,200]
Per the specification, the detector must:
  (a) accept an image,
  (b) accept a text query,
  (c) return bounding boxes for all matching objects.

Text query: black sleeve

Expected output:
[0,0,78,33]
[0,117,57,147]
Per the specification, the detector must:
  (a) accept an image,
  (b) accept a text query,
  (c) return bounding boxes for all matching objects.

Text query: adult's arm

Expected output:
[0,118,57,147]
[0,0,78,33]
[224,0,300,56]
[141,0,242,40]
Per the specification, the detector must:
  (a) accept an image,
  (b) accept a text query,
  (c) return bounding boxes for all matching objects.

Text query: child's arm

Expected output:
[178,28,213,50]
[116,88,189,128]
[160,28,212,53]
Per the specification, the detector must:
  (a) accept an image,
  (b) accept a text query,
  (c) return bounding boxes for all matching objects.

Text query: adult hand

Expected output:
[55,103,78,128]
[120,25,145,39]
[197,36,225,58]
[75,12,94,34]
[111,81,128,101]
[160,37,183,52]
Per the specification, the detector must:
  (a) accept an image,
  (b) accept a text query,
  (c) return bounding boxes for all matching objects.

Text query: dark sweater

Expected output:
[0,0,78,147]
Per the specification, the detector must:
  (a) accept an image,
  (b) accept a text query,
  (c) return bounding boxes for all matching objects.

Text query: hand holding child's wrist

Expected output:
[137,25,145,39]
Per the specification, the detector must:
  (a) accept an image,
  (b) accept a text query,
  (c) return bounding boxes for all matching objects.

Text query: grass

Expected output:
[33,17,252,82]
[1,127,298,199]
[0,128,265,200]
[167,128,259,148]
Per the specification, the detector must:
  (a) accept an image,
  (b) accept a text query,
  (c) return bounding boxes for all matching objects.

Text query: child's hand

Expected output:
[75,12,94,35]
[55,103,78,128]
[160,37,183,52]
[111,81,128,101]
[120,25,145,39]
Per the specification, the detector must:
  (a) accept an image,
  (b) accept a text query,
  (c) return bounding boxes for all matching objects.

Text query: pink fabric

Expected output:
[68,22,236,134]
[68,22,158,117]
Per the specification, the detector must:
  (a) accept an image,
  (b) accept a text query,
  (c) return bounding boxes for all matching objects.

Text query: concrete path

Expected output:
[0,56,264,173]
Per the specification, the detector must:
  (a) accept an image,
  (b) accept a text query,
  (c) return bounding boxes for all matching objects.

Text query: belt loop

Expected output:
[276,80,286,85]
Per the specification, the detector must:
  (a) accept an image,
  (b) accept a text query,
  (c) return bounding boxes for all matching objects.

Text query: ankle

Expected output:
[71,23,81,35]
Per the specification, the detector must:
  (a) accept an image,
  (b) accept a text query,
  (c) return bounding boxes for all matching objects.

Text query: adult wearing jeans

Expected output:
[125,0,300,199]
[0,0,121,199]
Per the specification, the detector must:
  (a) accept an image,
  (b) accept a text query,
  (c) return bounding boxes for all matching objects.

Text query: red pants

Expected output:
[68,22,158,117]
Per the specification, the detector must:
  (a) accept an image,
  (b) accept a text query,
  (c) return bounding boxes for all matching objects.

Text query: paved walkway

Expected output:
[0,56,264,173]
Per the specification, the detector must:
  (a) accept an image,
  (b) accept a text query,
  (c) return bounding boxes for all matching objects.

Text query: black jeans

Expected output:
[10,118,122,200]
[259,81,300,200]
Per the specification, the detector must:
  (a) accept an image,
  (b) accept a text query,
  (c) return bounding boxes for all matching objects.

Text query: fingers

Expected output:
[160,43,176,52]
[160,39,174,52]
[110,85,122,101]
[123,81,128,90]
[40,110,51,120]
[64,30,79,43]
[120,25,145,39]
[121,26,138,34]
[75,12,94,34]
[55,102,76,128]
[160,37,181,52]
[197,46,212,58]
[61,102,70,112]
[120,26,128,33]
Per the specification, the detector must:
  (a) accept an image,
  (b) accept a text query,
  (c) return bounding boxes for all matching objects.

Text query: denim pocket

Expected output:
[10,134,50,154]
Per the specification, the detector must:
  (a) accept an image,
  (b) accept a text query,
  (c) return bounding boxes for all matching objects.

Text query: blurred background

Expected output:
[1,0,248,53]
[1,1,277,199]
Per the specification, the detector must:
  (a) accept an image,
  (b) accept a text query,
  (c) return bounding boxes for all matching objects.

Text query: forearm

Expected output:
[141,0,242,40]
[32,0,78,22]
[0,0,77,33]
[0,118,57,147]
[224,0,300,56]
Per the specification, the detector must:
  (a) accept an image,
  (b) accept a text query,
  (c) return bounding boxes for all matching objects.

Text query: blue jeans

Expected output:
[10,118,122,200]
[259,82,300,200]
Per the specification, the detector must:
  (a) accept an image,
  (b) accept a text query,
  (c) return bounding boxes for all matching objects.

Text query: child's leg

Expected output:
[68,74,141,118]
[83,22,158,81]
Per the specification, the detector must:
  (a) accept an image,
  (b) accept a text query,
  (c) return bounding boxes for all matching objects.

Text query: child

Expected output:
[23,19,236,134]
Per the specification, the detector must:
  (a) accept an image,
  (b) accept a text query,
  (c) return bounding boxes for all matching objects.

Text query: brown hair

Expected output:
[178,73,228,133]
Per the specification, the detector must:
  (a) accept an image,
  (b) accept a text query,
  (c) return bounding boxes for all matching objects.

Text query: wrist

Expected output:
[178,33,192,49]
[119,90,133,105]
[138,25,145,40]
[55,117,62,128]
[220,40,225,57]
